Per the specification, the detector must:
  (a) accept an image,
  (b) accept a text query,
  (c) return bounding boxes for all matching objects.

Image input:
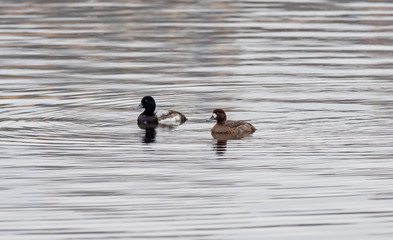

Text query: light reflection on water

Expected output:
[1,0,393,239]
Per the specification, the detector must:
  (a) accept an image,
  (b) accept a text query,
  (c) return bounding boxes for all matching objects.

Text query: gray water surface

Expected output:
[1,1,393,239]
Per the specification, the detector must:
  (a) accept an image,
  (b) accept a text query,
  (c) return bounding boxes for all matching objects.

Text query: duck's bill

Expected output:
[207,115,216,122]
[133,104,143,110]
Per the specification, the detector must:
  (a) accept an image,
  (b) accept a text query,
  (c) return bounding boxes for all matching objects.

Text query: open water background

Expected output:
[0,0,393,239]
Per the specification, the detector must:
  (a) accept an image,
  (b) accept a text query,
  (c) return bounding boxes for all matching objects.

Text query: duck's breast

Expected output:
[138,114,158,124]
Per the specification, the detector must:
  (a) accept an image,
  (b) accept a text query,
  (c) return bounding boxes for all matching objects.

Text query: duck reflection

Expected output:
[137,122,158,143]
[213,139,228,155]
[137,121,188,144]
[212,132,250,155]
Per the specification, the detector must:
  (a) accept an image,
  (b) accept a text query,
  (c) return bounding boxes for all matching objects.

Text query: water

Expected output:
[1,0,393,239]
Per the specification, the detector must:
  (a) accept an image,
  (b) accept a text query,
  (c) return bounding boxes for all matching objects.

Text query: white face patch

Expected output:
[213,113,217,119]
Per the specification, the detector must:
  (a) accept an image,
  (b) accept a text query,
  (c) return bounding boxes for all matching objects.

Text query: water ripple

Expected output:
[1,0,393,239]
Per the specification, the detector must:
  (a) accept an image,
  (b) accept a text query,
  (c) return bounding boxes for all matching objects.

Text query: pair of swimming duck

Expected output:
[135,96,256,136]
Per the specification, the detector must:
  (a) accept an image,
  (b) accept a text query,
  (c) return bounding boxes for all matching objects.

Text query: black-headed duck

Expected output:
[134,96,187,126]
[208,109,256,136]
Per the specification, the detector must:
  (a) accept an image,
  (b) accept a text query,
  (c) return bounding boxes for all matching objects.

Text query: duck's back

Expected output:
[227,120,256,134]
[212,120,256,134]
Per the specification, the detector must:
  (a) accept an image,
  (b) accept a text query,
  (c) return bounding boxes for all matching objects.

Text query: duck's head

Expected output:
[134,96,156,114]
[208,108,226,124]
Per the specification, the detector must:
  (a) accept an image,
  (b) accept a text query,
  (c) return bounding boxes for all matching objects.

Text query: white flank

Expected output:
[156,110,168,118]
[156,110,182,124]
[159,115,181,124]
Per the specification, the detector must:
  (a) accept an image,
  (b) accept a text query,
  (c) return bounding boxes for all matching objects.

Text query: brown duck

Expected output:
[208,109,256,137]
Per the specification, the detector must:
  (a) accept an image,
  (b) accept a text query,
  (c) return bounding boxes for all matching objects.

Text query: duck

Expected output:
[208,108,256,136]
[134,96,187,126]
